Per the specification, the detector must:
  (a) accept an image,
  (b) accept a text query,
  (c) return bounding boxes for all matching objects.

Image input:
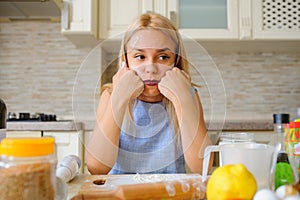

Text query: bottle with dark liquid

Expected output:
[273,114,294,189]
[0,98,7,141]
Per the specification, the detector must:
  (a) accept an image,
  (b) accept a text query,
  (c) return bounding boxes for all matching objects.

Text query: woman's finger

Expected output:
[172,67,191,82]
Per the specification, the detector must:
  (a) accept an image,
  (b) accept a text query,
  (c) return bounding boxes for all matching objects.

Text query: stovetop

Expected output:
[7,112,57,122]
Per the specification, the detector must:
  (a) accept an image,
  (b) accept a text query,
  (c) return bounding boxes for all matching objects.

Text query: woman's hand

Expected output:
[159,68,210,174]
[158,67,193,109]
[112,62,144,101]
[111,62,144,126]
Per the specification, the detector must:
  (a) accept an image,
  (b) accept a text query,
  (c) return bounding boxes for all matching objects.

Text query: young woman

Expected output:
[85,13,213,174]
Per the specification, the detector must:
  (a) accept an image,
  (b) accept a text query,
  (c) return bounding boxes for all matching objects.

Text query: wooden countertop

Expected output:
[67,174,207,199]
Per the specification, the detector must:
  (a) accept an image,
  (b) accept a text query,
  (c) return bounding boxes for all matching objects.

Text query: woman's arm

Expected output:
[180,90,213,174]
[158,68,214,174]
[85,88,121,174]
[85,67,144,174]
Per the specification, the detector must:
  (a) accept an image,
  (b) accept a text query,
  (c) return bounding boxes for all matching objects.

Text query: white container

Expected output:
[202,143,275,189]
[218,132,255,166]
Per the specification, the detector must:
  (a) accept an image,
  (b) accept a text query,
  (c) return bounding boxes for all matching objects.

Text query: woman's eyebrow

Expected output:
[132,48,172,52]
[158,48,172,52]
[132,48,145,52]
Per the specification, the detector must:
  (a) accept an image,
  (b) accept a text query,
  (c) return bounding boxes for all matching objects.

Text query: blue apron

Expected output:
[109,99,186,174]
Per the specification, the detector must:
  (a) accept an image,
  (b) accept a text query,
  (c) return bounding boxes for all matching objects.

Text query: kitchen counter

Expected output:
[206,120,273,131]
[7,120,83,131]
[83,119,273,131]
[67,174,206,199]
[6,119,273,132]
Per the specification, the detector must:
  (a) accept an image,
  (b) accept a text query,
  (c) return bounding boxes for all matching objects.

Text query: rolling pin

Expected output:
[72,177,206,199]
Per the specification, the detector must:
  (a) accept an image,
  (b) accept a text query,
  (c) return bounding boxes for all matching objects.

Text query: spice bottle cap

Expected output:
[0,137,55,157]
[273,114,290,124]
[276,152,290,163]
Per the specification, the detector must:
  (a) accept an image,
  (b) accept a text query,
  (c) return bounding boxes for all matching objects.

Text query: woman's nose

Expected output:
[145,64,158,74]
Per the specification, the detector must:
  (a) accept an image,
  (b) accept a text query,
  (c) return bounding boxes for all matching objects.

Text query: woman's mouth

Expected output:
[143,80,159,86]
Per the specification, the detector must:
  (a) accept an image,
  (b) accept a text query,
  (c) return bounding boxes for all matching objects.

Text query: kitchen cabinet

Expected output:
[61,0,98,46]
[168,0,239,40]
[252,0,300,40]
[43,131,84,173]
[97,0,300,41]
[98,0,239,40]
[98,0,154,39]
[7,131,41,138]
[161,0,300,40]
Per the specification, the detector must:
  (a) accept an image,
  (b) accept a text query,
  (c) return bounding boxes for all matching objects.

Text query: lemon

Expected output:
[206,164,257,200]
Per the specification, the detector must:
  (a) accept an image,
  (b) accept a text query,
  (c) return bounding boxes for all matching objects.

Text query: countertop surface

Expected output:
[7,120,83,131]
[7,120,273,131]
[206,120,273,131]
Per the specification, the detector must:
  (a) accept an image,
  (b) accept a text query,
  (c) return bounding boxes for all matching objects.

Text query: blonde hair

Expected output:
[105,13,192,138]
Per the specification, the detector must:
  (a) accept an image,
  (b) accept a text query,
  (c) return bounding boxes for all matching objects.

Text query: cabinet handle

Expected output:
[170,11,178,28]
[61,1,69,30]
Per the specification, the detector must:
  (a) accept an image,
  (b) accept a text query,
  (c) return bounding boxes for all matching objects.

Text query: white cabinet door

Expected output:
[61,0,98,46]
[253,0,300,40]
[166,0,239,39]
[99,0,154,39]
[44,131,84,173]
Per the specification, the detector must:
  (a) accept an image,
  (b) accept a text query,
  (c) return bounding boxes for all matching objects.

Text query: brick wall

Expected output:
[0,21,299,124]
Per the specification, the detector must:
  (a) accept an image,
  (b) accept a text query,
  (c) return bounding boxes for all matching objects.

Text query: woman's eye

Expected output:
[135,55,145,60]
[159,55,170,60]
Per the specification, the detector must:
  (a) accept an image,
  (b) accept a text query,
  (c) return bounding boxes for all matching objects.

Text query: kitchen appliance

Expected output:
[7,112,57,122]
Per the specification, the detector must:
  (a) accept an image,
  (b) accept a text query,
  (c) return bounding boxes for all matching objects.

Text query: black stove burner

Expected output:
[7,112,57,122]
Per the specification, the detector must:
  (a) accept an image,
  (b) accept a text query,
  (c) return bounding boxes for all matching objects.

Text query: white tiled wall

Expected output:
[0,21,299,124]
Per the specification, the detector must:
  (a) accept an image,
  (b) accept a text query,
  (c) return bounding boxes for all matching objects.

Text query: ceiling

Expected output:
[0,0,61,20]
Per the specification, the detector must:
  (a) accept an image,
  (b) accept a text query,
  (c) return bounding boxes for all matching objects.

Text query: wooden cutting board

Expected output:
[70,174,207,199]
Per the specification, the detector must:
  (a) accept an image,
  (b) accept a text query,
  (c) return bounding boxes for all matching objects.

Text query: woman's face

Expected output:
[126,29,177,102]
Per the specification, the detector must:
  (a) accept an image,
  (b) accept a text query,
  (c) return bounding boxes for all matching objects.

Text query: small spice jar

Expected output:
[286,122,300,175]
[0,137,57,200]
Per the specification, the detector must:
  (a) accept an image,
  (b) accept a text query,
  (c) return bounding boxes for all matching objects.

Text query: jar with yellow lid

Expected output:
[0,137,57,200]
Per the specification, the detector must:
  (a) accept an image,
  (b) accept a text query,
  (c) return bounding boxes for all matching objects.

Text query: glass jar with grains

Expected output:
[0,137,57,200]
